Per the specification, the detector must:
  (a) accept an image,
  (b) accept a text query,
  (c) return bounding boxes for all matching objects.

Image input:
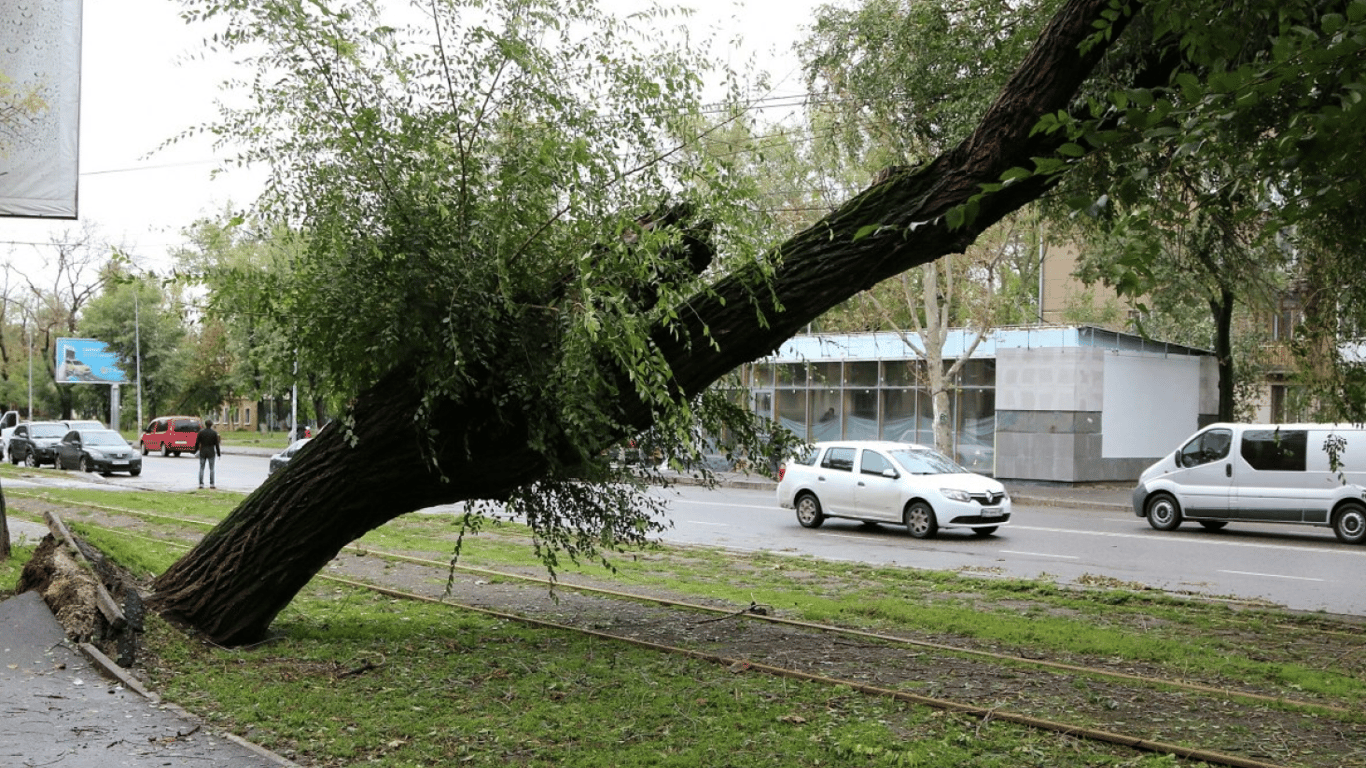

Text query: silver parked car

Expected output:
[268,438,312,475]
[776,440,1010,538]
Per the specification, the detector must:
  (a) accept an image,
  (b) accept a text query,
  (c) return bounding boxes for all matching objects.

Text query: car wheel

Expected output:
[1145,493,1183,531]
[129,467,141,477]
[904,501,938,539]
[1332,502,1366,544]
[79,456,93,473]
[972,526,999,537]
[795,493,825,529]
[1198,521,1228,531]
[161,443,170,457]
[24,451,38,468]
[141,441,149,456]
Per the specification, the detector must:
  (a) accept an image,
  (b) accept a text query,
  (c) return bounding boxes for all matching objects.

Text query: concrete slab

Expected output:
[0,590,294,767]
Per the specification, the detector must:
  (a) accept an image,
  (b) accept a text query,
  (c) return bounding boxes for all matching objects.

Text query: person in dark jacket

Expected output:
[196,419,222,489]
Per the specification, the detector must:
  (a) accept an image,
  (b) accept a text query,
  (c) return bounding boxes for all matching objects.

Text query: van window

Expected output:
[1178,428,1232,468]
[821,446,855,472]
[1241,429,1307,471]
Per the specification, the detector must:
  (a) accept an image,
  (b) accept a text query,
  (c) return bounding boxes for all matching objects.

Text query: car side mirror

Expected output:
[882,468,898,478]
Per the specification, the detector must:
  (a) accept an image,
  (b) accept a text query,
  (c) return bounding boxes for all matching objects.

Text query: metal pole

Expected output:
[134,287,143,431]
[291,351,298,441]
[26,318,33,420]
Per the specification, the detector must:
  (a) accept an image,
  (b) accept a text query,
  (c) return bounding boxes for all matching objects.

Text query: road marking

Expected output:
[1218,570,1325,582]
[664,498,778,512]
[1000,550,1079,560]
[1011,525,1365,556]
[817,532,882,541]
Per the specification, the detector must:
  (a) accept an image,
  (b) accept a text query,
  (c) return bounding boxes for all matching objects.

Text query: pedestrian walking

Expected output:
[196,419,222,489]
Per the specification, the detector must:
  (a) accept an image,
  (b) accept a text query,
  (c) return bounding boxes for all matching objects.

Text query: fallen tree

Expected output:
[149,0,1130,644]
[153,0,1366,645]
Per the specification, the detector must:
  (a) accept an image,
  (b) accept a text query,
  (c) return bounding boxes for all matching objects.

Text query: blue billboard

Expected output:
[55,338,128,384]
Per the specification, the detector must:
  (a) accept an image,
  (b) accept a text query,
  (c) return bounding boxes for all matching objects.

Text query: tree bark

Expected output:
[151,0,1134,645]
[1212,289,1236,422]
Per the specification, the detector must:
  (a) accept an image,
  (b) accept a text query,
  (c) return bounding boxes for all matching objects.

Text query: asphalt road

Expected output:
[9,453,1365,617]
[653,483,1366,616]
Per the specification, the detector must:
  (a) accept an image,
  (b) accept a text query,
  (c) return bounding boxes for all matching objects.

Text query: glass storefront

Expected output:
[746,358,996,473]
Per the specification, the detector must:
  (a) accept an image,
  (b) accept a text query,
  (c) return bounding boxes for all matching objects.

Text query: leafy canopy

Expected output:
[174,0,796,564]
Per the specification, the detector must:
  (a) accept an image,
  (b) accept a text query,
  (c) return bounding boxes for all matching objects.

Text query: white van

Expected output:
[1132,423,1366,544]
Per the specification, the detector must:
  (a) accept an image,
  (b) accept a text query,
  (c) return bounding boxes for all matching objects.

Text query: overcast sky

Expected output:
[1,0,827,279]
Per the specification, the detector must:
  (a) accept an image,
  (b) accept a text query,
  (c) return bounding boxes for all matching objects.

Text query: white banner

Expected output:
[0,0,83,219]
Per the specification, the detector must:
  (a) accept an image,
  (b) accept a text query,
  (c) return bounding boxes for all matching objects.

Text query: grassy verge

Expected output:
[4,477,1365,766]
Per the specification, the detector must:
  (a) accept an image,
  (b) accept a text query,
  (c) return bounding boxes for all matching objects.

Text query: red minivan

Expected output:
[139,416,203,457]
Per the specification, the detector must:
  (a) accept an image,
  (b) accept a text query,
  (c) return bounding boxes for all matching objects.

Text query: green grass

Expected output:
[135,582,1177,768]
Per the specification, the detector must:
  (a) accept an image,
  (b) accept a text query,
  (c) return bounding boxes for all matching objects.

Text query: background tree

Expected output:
[149,0,1366,646]
[17,225,116,420]
[794,0,1050,455]
[172,216,324,429]
[79,268,189,424]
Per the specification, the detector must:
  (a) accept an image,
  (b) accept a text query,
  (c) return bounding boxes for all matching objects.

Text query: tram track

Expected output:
[8,489,1366,768]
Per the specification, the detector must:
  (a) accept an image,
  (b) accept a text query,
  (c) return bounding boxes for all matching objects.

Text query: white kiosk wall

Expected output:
[1101,353,1202,459]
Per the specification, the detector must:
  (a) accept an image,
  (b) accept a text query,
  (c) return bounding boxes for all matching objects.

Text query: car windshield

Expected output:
[67,421,103,430]
[30,425,66,438]
[81,431,128,447]
[888,447,967,475]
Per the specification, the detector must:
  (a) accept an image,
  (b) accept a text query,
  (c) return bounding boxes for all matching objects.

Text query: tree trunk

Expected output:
[151,0,1134,645]
[1,476,11,561]
[1212,289,1236,422]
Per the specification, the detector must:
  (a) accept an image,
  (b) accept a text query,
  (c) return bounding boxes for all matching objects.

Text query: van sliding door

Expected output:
[1234,429,1315,522]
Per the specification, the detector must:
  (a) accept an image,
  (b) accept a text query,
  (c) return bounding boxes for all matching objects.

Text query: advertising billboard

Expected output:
[0,0,83,218]
[55,338,128,384]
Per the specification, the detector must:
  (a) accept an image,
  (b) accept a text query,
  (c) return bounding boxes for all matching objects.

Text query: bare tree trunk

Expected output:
[151,0,1133,645]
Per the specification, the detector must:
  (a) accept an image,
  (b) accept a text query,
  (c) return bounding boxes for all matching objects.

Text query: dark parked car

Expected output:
[268,437,311,475]
[53,429,142,476]
[7,421,68,467]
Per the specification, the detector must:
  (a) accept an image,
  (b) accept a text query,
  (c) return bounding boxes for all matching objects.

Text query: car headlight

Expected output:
[940,488,971,502]
[86,450,107,459]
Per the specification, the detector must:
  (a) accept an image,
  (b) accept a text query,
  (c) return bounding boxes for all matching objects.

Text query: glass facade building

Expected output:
[742,358,997,473]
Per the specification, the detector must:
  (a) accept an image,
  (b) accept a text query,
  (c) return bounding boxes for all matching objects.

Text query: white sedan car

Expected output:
[776,440,1010,538]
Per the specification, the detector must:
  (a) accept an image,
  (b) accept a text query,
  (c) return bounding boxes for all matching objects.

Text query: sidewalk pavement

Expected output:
[0,588,295,767]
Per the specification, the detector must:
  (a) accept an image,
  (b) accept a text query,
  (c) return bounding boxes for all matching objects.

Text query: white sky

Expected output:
[1,0,827,278]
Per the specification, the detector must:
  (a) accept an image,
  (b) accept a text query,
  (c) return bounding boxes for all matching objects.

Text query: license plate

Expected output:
[112,461,127,467]
[980,507,1003,518]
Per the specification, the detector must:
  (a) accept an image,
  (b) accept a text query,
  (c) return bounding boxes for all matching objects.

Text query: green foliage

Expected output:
[801,0,1057,162]
[78,266,189,421]
[168,0,794,570]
